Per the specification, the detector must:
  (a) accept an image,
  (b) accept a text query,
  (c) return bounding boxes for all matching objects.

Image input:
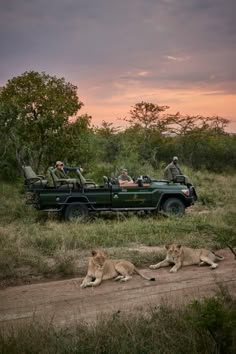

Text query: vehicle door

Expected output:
[111,184,154,209]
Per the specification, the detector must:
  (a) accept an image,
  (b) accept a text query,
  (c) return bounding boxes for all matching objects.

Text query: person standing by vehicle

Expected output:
[118,168,134,184]
[164,156,183,181]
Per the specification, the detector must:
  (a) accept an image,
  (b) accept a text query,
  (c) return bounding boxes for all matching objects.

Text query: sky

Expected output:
[1,0,236,131]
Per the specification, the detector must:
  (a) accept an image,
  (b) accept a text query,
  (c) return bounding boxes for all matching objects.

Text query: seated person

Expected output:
[118,168,134,185]
[53,161,78,185]
[53,161,95,188]
[54,161,70,179]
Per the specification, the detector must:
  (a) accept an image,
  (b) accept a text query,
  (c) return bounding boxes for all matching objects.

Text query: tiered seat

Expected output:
[22,166,48,188]
[48,167,77,189]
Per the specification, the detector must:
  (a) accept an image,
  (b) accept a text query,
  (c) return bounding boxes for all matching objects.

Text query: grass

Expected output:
[1,290,236,354]
[0,169,236,286]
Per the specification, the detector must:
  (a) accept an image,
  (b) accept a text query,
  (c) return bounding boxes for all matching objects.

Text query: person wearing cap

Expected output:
[54,161,83,178]
[118,168,134,185]
[51,161,82,188]
[53,161,69,179]
[164,156,183,181]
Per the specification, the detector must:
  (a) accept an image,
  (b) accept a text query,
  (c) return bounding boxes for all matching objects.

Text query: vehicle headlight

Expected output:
[181,189,189,196]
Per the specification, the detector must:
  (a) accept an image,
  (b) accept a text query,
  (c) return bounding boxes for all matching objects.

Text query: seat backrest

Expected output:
[76,169,87,185]
[48,167,58,186]
[22,165,48,188]
[23,166,38,180]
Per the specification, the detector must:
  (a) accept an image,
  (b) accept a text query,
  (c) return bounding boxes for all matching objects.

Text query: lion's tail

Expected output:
[212,252,224,261]
[134,267,155,281]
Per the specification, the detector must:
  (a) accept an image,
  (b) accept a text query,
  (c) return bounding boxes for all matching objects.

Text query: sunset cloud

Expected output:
[165,56,190,62]
[137,71,149,77]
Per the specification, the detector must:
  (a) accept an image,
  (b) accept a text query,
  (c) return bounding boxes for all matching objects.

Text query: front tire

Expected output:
[162,198,185,216]
[64,203,89,221]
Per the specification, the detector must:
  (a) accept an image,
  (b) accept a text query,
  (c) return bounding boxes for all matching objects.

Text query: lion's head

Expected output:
[165,243,183,262]
[91,249,107,268]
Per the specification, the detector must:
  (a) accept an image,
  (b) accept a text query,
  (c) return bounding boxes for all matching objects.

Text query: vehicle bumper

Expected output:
[185,196,196,206]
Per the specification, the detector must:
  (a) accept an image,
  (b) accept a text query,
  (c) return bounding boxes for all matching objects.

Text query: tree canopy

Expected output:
[0,71,83,171]
[124,101,169,131]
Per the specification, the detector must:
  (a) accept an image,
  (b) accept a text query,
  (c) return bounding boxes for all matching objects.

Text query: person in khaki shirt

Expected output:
[118,169,134,185]
[164,156,183,181]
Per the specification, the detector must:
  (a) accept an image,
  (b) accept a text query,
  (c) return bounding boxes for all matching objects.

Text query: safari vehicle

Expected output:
[22,166,197,221]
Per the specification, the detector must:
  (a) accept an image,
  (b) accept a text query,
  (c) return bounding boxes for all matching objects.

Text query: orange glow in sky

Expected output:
[80,85,236,132]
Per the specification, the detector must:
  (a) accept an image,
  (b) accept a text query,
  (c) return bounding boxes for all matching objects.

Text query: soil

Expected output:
[0,249,235,329]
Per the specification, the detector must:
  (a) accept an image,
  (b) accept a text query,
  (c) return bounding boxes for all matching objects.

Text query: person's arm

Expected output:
[127,176,134,183]
[118,176,128,185]
[167,166,173,181]
[64,166,82,173]
[55,169,68,179]
[177,165,183,175]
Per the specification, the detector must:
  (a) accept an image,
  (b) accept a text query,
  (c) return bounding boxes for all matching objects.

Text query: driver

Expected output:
[118,168,134,185]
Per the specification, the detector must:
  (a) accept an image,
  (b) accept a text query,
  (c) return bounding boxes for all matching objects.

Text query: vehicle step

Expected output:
[43,209,61,213]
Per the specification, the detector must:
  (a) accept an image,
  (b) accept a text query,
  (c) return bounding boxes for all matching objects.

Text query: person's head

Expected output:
[121,168,128,176]
[172,156,178,165]
[55,161,64,170]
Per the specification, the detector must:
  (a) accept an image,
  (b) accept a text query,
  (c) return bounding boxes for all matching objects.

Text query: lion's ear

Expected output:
[176,244,182,249]
[165,244,171,250]
[103,250,108,256]
[91,250,97,256]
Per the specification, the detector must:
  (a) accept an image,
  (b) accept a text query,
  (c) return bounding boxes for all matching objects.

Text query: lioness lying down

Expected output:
[81,250,155,288]
[149,244,224,273]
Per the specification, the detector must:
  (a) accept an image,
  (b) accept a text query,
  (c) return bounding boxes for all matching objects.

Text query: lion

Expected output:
[81,249,155,288]
[149,243,224,273]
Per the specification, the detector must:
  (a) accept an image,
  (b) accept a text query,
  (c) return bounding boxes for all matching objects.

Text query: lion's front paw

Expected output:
[169,268,177,273]
[85,282,94,287]
[149,265,158,269]
[210,264,218,269]
[80,283,87,288]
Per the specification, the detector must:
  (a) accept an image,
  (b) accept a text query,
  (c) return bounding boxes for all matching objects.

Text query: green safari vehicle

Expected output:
[22,166,197,221]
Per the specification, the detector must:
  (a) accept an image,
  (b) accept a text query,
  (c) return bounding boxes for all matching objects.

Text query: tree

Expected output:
[95,121,122,164]
[123,102,169,164]
[0,71,83,173]
[166,113,229,136]
[124,101,169,130]
[162,113,230,167]
[61,114,95,167]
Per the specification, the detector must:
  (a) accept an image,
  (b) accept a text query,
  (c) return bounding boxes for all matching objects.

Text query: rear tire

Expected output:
[162,198,185,216]
[64,203,89,221]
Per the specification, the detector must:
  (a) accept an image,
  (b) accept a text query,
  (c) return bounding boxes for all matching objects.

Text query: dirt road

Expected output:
[0,249,235,329]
